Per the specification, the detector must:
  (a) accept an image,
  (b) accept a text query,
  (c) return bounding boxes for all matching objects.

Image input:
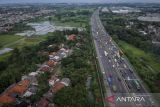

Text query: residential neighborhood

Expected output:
[0,5,55,33]
[0,34,76,106]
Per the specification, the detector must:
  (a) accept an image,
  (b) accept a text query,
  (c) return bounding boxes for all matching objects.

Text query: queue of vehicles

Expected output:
[100,35,142,93]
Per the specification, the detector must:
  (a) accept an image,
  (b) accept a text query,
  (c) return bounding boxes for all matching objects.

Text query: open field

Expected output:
[118,41,160,71]
[0,35,46,49]
[0,35,47,61]
[118,40,160,92]
[11,36,46,49]
[51,15,88,27]
[0,35,23,49]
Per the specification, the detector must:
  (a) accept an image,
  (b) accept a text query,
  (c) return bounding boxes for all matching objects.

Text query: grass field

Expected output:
[118,40,160,92]
[0,35,47,61]
[0,35,46,49]
[52,16,88,27]
[12,36,46,49]
[54,20,87,27]
[118,41,160,71]
[0,35,23,49]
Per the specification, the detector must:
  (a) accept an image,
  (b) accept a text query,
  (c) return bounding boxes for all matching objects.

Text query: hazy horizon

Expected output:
[0,0,160,4]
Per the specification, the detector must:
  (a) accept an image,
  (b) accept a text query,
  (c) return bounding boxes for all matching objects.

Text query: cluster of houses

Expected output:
[0,44,73,106]
[36,76,70,107]
[0,7,55,33]
[0,79,30,105]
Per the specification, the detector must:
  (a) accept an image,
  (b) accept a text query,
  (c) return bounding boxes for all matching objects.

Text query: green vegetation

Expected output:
[0,35,23,49]
[118,41,160,92]
[0,35,47,49]
[101,13,151,51]
[54,26,103,107]
[0,35,47,61]
[48,7,94,28]
[30,72,50,103]
[91,72,104,106]
[0,53,11,62]
[51,8,103,106]
[52,15,88,27]
[11,36,47,49]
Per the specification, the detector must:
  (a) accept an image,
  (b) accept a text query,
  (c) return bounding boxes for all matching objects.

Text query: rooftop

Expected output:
[7,79,30,95]
[0,79,30,105]
[67,34,76,41]
[47,60,57,67]
[51,82,65,93]
[36,98,49,107]
[40,65,50,72]
[60,78,70,86]
[0,94,15,104]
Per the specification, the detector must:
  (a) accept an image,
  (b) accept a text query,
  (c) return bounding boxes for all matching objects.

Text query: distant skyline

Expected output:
[0,0,160,4]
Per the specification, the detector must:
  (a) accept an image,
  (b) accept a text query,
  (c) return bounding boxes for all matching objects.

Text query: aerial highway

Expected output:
[91,9,157,107]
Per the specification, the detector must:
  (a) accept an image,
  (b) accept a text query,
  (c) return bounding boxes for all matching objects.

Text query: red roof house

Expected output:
[0,94,15,105]
[40,65,50,72]
[67,34,76,41]
[0,79,30,105]
[8,79,30,95]
[51,82,65,93]
[47,60,57,67]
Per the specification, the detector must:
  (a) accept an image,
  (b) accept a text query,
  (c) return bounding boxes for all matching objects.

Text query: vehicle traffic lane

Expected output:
[98,45,123,93]
[94,35,133,107]
[98,28,148,93]
[92,33,115,107]
[94,28,135,107]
